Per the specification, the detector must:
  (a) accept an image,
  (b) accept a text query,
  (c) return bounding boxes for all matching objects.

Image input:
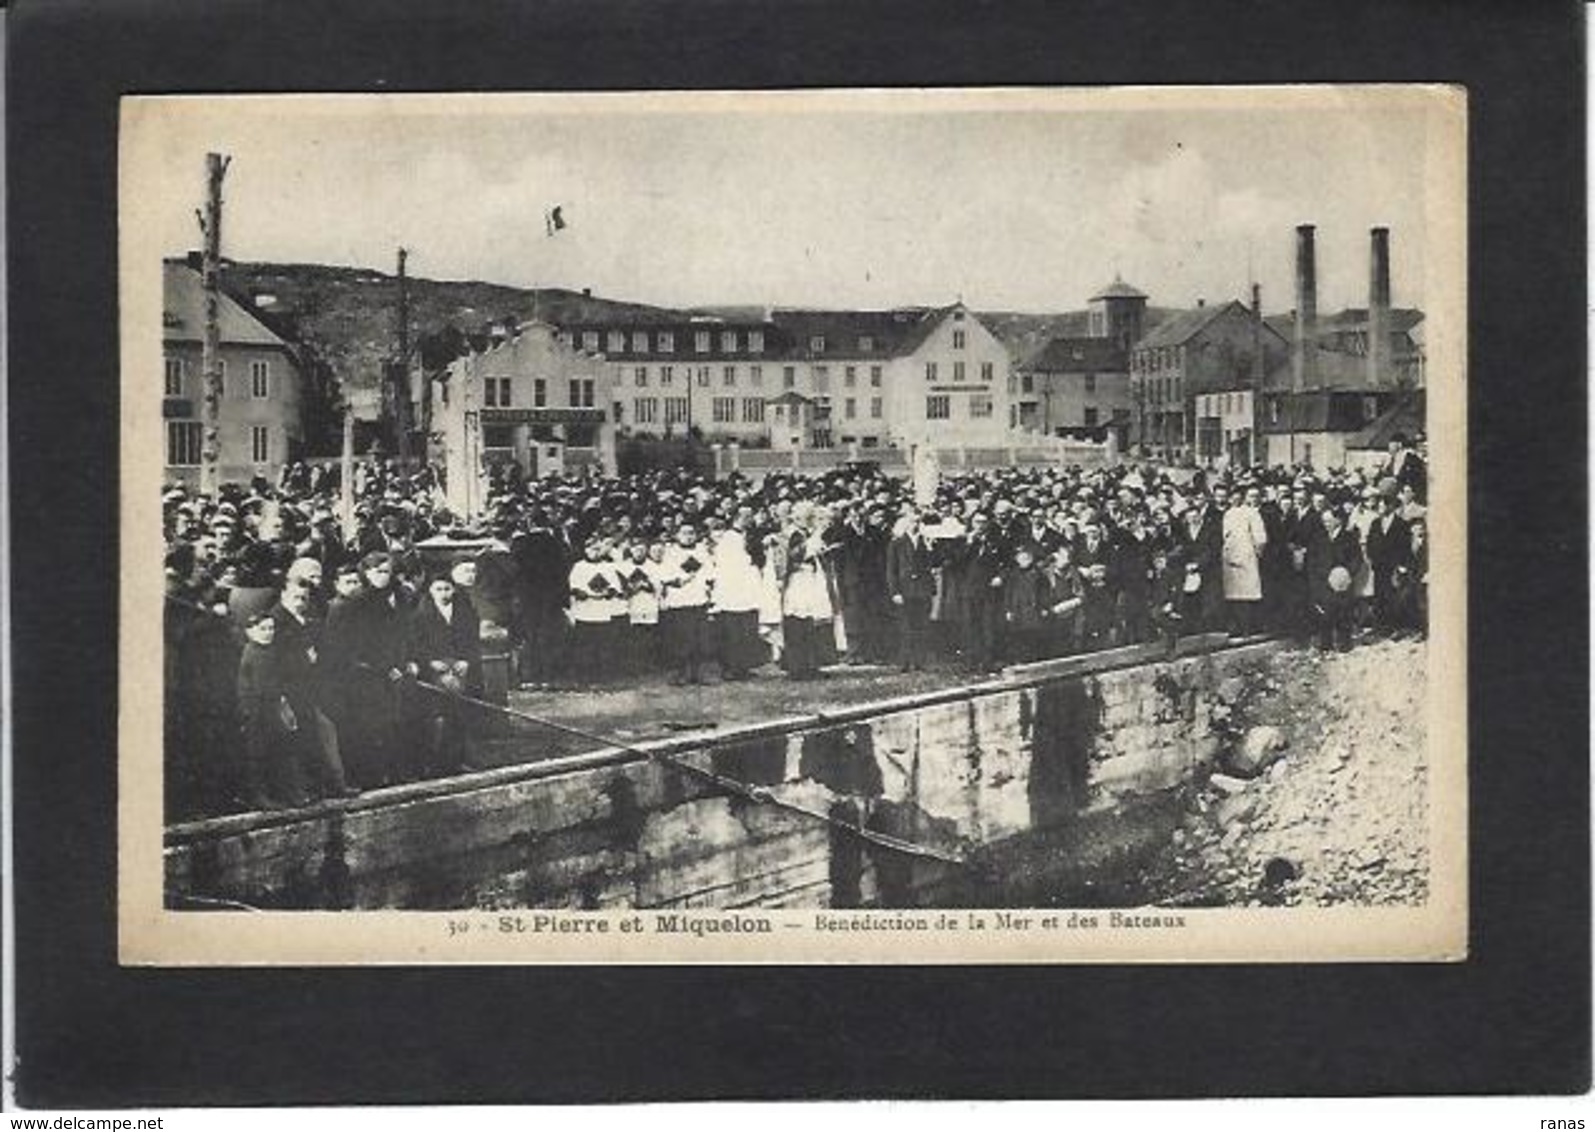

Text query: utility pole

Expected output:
[197,152,230,496]
[416,264,434,468]
[339,399,355,542]
[392,246,412,467]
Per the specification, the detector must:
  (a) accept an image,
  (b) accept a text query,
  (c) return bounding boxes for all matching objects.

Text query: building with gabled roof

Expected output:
[552,301,1014,452]
[162,260,307,485]
[1015,335,1132,447]
[433,319,615,512]
[1195,226,1428,471]
[1127,297,1289,459]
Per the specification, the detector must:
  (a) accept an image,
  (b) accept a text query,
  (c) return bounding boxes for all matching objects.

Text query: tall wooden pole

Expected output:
[198,152,230,496]
[393,246,412,468]
[416,255,434,466]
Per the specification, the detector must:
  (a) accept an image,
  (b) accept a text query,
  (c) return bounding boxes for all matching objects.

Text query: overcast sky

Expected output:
[130,89,1451,314]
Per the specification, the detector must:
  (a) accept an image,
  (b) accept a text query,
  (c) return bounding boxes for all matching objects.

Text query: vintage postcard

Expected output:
[120,86,1466,964]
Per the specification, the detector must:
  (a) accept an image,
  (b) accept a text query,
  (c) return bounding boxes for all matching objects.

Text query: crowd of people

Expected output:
[163,437,1429,820]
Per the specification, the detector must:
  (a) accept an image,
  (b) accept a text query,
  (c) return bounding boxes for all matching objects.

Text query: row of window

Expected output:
[575,327,984,360]
[1200,392,1251,415]
[630,397,694,426]
[581,328,921,358]
[580,328,767,357]
[164,356,273,399]
[625,363,892,391]
[165,421,271,466]
[625,395,891,426]
[925,393,994,420]
[1132,346,1182,374]
[1137,375,1184,404]
[924,361,995,383]
[1016,373,1101,394]
[481,377,596,409]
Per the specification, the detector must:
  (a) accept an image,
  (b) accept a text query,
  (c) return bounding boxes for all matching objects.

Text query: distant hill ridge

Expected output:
[180,255,1190,387]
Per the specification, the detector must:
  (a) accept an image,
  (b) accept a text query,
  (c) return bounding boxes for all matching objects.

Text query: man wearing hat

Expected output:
[407,569,483,776]
[1364,487,1414,636]
[1179,486,1225,633]
[509,508,570,690]
[1384,432,1427,504]
[1220,485,1269,636]
[1305,507,1362,652]
[323,552,415,787]
[886,507,937,672]
[272,578,358,800]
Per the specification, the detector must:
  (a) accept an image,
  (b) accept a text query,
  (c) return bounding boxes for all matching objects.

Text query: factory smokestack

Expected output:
[1368,226,1392,387]
[1292,224,1317,392]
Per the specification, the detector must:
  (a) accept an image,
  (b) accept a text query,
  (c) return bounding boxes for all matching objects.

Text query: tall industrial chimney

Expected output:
[1292,224,1318,392]
[1368,226,1392,387]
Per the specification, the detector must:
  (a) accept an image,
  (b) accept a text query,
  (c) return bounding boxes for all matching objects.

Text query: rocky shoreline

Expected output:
[1142,637,1429,908]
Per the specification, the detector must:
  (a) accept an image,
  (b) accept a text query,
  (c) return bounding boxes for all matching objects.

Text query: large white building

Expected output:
[561,301,1015,451]
[434,320,613,515]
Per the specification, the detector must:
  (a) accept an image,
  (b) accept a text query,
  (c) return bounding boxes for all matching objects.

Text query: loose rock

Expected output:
[1230,725,1288,776]
[1210,773,1250,795]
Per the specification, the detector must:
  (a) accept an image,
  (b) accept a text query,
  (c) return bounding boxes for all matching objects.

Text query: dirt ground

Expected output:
[1142,636,1430,907]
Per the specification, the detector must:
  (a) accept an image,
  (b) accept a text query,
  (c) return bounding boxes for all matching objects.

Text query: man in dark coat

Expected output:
[1385,433,1427,504]
[322,552,415,788]
[407,572,482,778]
[1110,518,1154,645]
[1266,488,1305,638]
[1001,544,1052,663]
[835,508,891,663]
[1180,488,1226,633]
[510,509,570,689]
[1305,507,1363,651]
[235,611,301,809]
[1364,491,1413,635]
[1072,521,1117,651]
[962,511,1009,673]
[273,582,357,799]
[1256,487,1292,633]
[885,510,937,671]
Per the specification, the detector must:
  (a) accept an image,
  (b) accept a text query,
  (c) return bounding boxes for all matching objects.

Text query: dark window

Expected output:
[166,421,201,466]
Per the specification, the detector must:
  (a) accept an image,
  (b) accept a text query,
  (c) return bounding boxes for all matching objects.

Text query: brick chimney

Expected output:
[1292,224,1318,392]
[1368,226,1392,387]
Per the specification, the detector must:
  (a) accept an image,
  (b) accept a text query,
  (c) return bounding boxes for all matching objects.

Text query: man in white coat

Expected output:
[711,507,768,680]
[1221,485,1269,636]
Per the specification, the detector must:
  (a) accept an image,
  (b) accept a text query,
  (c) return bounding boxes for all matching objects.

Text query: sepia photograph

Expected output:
[119,86,1466,963]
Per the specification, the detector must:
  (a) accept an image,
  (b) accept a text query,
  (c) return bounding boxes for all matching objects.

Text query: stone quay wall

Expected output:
[164,637,1282,911]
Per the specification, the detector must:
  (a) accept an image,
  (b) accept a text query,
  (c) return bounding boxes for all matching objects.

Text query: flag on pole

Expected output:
[545,205,566,236]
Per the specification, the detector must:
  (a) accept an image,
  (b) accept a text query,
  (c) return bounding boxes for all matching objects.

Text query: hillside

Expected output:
[195,258,681,390]
[189,257,1174,386]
